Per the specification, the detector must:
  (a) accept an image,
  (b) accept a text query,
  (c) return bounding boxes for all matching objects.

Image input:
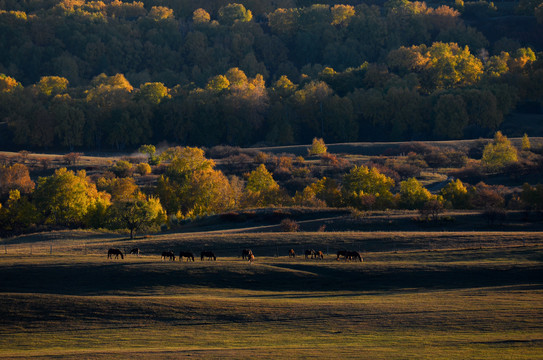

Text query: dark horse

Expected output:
[179,251,195,261]
[201,251,216,261]
[241,249,253,260]
[305,249,316,259]
[288,249,296,258]
[346,251,363,262]
[161,251,175,261]
[336,250,348,261]
[129,248,140,256]
[107,248,124,259]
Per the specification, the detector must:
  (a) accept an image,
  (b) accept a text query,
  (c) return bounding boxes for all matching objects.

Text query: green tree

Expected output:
[206,75,230,91]
[521,133,531,151]
[0,189,37,232]
[107,196,165,239]
[136,82,169,105]
[243,164,282,206]
[51,94,85,150]
[520,183,543,211]
[399,177,434,209]
[110,160,133,177]
[36,76,69,97]
[481,131,518,171]
[342,166,395,209]
[298,177,342,207]
[432,93,469,139]
[308,137,327,155]
[440,178,470,208]
[34,168,110,227]
[157,147,237,217]
[218,3,252,26]
[138,144,160,165]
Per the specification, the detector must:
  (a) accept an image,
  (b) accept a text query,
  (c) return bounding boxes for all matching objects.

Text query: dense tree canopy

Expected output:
[0,0,540,150]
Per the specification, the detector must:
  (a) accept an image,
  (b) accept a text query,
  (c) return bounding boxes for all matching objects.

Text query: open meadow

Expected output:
[1,229,542,359]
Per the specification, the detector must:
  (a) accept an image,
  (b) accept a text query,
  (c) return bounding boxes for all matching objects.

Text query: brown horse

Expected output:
[305,249,316,259]
[107,248,124,259]
[288,249,296,258]
[248,253,255,263]
[346,251,363,262]
[179,251,195,261]
[241,249,253,260]
[315,250,324,259]
[161,251,175,261]
[201,251,216,261]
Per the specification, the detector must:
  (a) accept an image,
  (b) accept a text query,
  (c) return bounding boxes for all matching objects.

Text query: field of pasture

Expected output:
[1,229,542,359]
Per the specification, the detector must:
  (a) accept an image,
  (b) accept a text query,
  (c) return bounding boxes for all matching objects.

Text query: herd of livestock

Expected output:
[107,248,364,262]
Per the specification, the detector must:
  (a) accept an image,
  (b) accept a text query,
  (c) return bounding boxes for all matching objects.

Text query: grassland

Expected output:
[1,229,542,359]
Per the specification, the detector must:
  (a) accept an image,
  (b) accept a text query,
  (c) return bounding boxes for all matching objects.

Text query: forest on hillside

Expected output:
[1,133,543,237]
[0,0,542,150]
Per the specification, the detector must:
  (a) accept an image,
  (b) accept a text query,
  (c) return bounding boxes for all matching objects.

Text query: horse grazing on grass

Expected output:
[129,248,140,256]
[179,251,195,262]
[315,250,324,260]
[241,249,253,260]
[248,253,255,263]
[346,251,363,262]
[288,249,296,258]
[107,248,124,259]
[305,249,316,259]
[161,251,175,261]
[201,251,216,261]
[336,250,348,261]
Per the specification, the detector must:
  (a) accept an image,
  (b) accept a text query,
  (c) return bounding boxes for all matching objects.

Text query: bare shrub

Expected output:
[280,218,299,232]
[385,158,423,179]
[39,158,51,170]
[63,152,83,166]
[207,145,241,159]
[483,207,507,225]
[275,155,294,170]
[18,150,31,164]
[368,162,401,183]
[448,159,484,180]
[320,153,350,170]
[419,199,445,221]
[254,151,269,164]
[225,153,253,172]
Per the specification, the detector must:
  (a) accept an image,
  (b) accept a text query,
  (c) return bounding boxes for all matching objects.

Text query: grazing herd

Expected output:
[107,247,363,263]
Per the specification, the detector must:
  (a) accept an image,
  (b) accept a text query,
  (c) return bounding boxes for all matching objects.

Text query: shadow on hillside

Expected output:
[1,260,541,296]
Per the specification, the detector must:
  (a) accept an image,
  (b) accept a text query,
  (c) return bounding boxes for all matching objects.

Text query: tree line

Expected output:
[0,0,542,149]
[1,134,542,236]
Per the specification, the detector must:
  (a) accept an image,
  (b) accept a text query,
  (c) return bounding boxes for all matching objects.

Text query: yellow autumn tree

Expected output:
[481,131,518,172]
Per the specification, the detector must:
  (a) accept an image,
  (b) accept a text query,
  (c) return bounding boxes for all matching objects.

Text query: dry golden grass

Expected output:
[0,236,542,359]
